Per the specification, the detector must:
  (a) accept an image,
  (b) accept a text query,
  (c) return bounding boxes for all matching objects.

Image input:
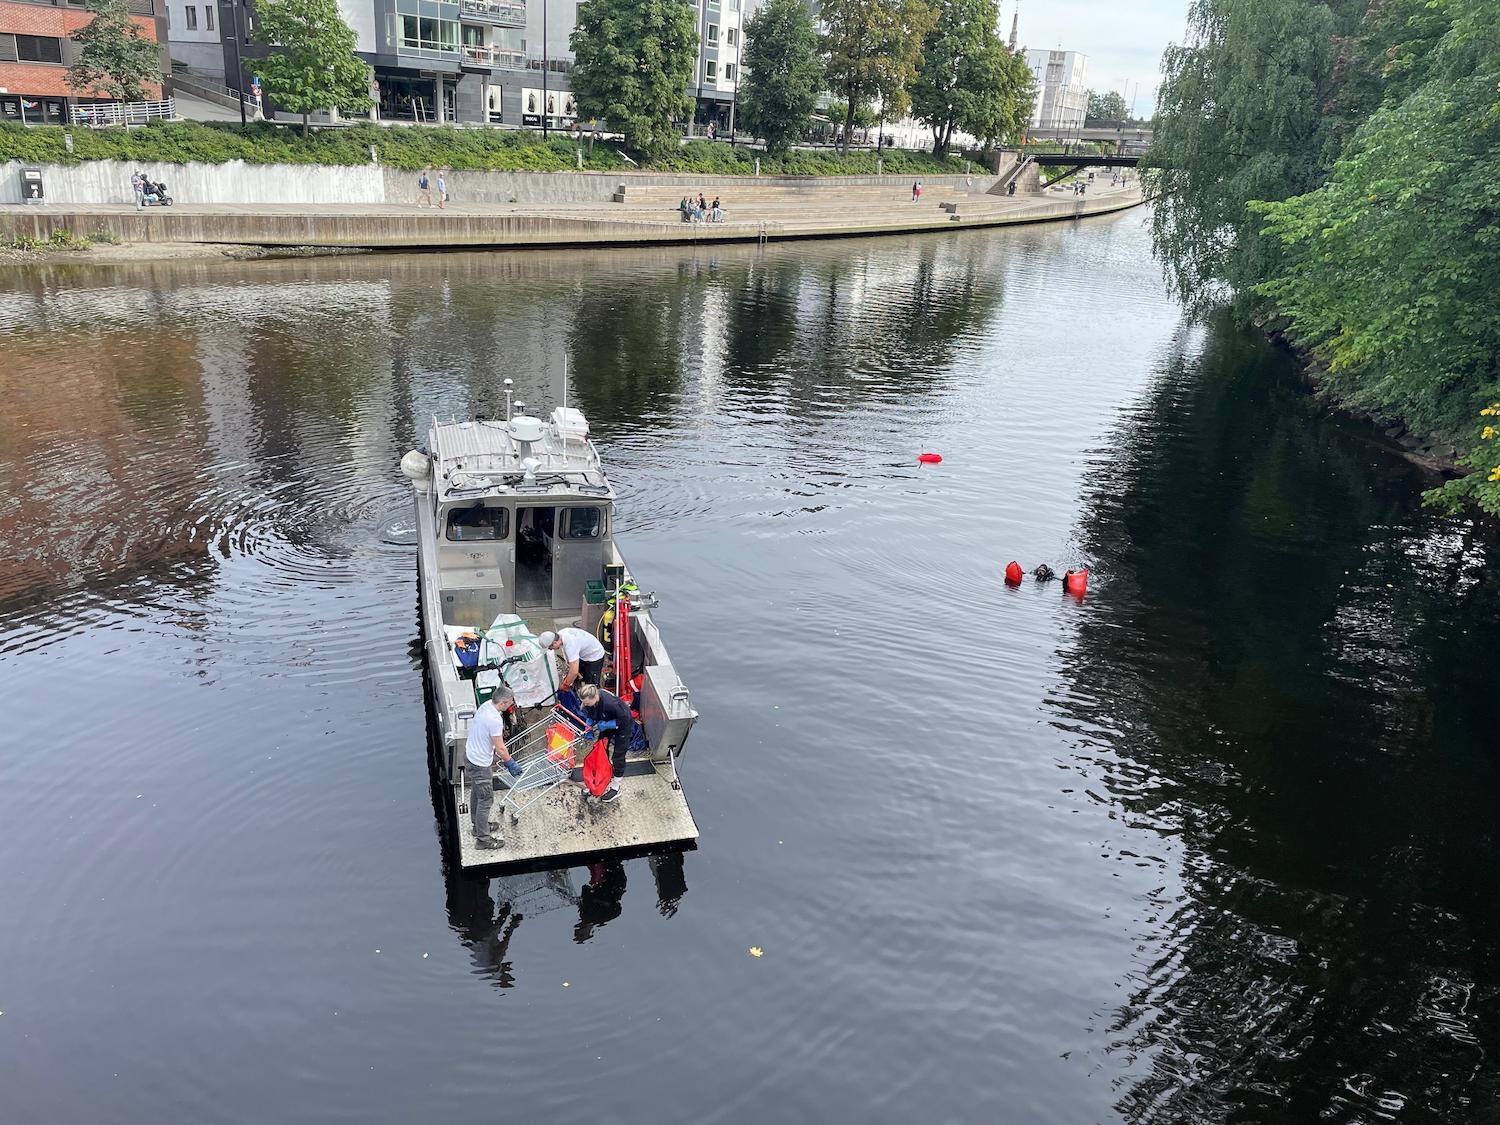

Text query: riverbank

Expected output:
[1264,323,1471,482]
[0,180,1142,254]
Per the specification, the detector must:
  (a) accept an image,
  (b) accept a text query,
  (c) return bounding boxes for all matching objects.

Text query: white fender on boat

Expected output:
[400,449,432,490]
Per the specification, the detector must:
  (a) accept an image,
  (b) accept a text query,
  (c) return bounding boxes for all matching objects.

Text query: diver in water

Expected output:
[1032,563,1056,582]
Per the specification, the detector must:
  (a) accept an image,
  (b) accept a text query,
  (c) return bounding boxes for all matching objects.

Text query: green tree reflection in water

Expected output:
[1047,315,1500,1122]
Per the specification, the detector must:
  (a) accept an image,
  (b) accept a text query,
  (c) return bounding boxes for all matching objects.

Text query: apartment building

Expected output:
[176,0,747,129]
[1024,48,1087,132]
[1,0,167,125]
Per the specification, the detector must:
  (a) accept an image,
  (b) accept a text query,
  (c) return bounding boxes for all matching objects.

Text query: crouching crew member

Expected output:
[538,627,606,691]
[577,683,636,804]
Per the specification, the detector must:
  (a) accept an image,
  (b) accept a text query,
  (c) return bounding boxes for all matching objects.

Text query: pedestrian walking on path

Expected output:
[437,172,447,209]
[912,180,923,203]
[417,169,433,207]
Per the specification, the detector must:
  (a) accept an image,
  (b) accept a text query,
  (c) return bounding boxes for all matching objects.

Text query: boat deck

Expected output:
[457,760,699,868]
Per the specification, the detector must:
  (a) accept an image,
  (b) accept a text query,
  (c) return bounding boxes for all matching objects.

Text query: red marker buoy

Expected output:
[1003,561,1023,586]
[1063,568,1089,598]
[917,452,943,464]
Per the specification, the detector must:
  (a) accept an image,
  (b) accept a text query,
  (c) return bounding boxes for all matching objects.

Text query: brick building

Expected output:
[0,0,168,125]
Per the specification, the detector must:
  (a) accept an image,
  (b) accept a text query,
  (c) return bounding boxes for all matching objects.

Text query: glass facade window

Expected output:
[401,13,460,53]
[16,35,64,63]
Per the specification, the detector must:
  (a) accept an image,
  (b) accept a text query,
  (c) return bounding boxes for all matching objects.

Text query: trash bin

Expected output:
[20,167,44,205]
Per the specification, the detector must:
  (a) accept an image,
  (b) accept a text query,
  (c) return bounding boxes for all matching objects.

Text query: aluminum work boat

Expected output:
[400,401,699,868]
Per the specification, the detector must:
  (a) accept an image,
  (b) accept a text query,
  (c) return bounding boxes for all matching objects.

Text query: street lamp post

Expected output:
[541,0,549,138]
[228,0,247,126]
[728,56,738,144]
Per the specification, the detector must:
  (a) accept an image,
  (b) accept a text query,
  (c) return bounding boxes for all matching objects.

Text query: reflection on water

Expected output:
[1053,322,1500,1122]
[2,216,1498,1125]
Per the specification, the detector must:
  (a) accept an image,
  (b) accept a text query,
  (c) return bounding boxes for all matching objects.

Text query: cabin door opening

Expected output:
[515,506,556,607]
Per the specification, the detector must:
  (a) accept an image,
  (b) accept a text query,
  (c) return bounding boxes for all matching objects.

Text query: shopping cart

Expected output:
[496,706,589,822]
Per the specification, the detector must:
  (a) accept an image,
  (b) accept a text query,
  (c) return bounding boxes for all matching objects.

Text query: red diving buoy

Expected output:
[1003,561,1024,586]
[1063,569,1089,598]
[917,452,943,464]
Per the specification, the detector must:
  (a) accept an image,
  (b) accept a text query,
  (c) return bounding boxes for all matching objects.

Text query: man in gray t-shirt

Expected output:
[464,687,521,850]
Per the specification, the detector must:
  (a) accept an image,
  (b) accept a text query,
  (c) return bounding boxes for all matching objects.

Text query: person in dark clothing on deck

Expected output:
[577,683,636,803]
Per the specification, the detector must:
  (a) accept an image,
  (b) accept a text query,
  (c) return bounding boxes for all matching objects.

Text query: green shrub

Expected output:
[0,120,974,176]
[47,228,91,249]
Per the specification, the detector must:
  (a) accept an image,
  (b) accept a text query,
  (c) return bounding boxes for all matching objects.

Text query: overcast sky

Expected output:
[1007,0,1189,115]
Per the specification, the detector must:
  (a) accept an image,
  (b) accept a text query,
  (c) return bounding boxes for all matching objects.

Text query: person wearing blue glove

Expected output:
[576,683,636,803]
[464,686,519,850]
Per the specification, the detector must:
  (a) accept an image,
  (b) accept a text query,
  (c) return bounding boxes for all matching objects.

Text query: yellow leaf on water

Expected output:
[749,947,763,958]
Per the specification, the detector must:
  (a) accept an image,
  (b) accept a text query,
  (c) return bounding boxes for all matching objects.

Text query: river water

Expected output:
[2,211,1498,1124]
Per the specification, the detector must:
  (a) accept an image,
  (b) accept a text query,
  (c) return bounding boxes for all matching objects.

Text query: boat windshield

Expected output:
[446,503,509,541]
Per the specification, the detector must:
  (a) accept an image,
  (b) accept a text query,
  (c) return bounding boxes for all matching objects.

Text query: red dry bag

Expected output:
[1004,561,1023,586]
[582,738,613,797]
[1063,568,1089,597]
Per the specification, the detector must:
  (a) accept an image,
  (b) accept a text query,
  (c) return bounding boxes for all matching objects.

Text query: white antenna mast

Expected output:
[561,355,569,460]
[504,378,514,423]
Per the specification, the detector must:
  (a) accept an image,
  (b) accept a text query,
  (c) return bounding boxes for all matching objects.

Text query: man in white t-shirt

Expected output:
[537,627,606,692]
[465,686,521,851]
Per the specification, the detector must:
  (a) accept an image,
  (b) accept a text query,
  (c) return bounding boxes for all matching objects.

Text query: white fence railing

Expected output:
[70,99,176,127]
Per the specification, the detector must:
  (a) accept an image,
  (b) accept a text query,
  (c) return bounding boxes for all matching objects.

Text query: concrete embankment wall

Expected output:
[0,191,1143,250]
[0,159,997,206]
[0,159,387,206]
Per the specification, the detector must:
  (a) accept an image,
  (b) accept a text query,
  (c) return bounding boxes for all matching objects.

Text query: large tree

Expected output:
[1148,0,1360,315]
[1251,0,1500,514]
[570,0,698,156]
[820,0,934,153]
[1085,89,1129,124]
[253,0,372,136]
[739,0,821,156]
[909,0,1031,157]
[67,0,161,103]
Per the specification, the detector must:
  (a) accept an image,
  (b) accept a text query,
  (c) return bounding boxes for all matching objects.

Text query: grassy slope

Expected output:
[0,121,974,176]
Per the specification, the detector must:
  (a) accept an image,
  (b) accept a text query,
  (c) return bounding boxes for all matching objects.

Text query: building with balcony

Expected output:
[1023,48,1088,133]
[192,0,749,131]
[1,0,168,125]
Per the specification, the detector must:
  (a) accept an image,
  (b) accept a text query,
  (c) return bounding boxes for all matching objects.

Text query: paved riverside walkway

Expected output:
[0,181,1144,251]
